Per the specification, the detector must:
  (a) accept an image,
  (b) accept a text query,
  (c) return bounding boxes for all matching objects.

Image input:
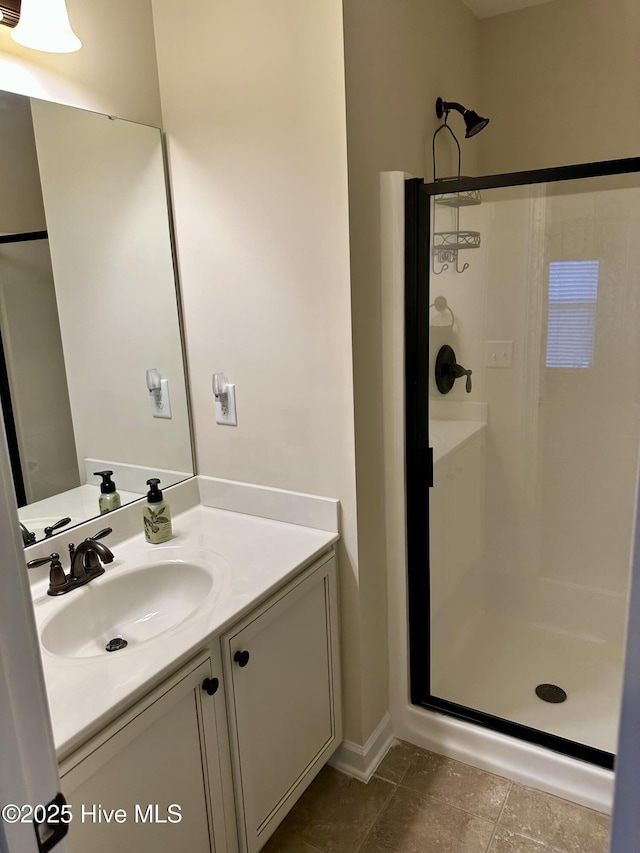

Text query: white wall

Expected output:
[0,0,162,126]
[151,0,363,740]
[31,99,192,480]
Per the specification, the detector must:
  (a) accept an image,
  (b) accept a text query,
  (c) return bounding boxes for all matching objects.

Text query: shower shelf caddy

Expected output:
[432,123,482,274]
[432,183,482,274]
[433,188,482,207]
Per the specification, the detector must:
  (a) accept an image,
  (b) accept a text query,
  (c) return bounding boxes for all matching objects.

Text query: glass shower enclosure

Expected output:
[405,158,640,768]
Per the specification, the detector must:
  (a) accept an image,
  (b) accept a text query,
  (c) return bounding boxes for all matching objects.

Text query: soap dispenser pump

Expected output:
[143,478,173,544]
[95,470,122,515]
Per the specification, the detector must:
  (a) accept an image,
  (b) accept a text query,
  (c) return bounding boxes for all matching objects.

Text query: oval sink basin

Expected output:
[40,550,223,659]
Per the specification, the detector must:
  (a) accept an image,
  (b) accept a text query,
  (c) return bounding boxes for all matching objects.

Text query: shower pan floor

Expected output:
[430,614,624,754]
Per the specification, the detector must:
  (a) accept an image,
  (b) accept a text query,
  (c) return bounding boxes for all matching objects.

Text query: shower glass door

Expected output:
[405,160,640,768]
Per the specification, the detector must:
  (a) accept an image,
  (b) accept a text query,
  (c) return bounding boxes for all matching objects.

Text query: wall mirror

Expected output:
[0,91,193,545]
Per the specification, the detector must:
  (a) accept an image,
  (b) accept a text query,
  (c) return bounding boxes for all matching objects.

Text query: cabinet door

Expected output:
[60,654,232,853]
[224,555,340,853]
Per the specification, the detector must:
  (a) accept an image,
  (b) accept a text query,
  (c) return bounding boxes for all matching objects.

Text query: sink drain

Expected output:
[535,683,567,703]
[105,637,128,653]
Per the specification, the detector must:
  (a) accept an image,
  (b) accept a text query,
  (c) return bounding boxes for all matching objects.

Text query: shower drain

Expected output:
[535,683,567,703]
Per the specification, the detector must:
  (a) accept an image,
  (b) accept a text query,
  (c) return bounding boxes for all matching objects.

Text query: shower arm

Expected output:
[437,100,467,119]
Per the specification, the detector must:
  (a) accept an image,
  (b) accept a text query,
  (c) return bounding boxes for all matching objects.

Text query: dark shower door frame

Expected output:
[405,156,640,772]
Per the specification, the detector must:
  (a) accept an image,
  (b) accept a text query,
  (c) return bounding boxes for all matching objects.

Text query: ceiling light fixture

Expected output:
[0,0,81,53]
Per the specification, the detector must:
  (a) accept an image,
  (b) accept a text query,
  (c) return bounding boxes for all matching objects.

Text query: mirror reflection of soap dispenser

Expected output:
[95,470,121,515]
[144,478,172,544]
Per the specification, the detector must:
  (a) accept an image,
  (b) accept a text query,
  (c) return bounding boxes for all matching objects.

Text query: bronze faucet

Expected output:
[27,528,114,596]
[69,529,115,579]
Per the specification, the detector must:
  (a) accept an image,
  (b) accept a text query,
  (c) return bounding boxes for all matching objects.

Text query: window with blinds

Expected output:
[546,260,599,368]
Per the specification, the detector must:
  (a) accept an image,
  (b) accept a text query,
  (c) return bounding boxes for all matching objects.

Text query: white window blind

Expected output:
[546,260,599,368]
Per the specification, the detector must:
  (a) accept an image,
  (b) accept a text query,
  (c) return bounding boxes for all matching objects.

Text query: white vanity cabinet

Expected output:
[59,653,235,853]
[223,552,341,853]
[56,548,341,853]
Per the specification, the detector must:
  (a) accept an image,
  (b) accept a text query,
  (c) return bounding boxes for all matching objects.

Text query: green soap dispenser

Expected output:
[95,470,122,514]
[143,478,173,544]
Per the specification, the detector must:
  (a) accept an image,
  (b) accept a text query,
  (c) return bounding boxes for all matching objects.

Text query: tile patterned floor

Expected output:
[262,741,610,853]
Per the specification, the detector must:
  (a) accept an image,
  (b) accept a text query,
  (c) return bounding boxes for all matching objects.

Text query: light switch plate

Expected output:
[485,340,514,368]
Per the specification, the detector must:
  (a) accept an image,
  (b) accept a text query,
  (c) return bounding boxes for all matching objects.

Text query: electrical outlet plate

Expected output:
[151,378,172,418]
[485,340,514,368]
[214,384,237,426]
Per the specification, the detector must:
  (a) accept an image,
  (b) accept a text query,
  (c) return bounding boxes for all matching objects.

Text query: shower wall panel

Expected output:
[538,185,640,643]
[482,187,543,621]
[475,182,638,646]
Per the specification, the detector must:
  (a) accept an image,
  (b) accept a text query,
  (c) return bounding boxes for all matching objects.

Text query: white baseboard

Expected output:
[329,712,394,783]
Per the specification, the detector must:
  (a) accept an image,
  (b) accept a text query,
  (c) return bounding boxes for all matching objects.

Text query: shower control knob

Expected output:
[234,650,250,667]
[202,677,219,696]
[435,345,473,394]
[452,365,472,393]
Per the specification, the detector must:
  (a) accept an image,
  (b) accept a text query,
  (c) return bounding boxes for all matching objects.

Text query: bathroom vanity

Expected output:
[28,486,341,853]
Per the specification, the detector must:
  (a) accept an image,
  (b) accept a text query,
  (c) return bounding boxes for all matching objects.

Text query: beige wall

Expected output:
[151,0,365,740]
[478,0,640,175]
[343,0,481,737]
[0,0,162,126]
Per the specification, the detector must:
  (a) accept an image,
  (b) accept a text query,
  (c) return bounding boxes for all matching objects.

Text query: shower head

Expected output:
[463,109,489,138]
[435,97,490,139]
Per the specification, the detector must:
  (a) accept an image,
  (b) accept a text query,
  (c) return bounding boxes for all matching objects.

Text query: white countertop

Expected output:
[430,419,486,464]
[32,504,338,761]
